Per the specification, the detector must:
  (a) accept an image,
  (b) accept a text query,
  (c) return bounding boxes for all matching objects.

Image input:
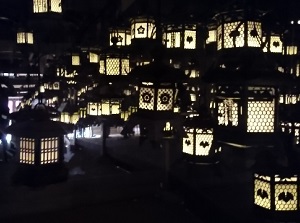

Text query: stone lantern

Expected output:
[5,104,73,186]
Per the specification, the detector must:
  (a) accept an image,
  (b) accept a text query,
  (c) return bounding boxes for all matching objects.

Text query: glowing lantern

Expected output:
[215,9,262,50]
[182,114,220,164]
[263,34,283,54]
[72,54,80,66]
[17,31,34,44]
[87,98,121,116]
[109,27,131,46]
[33,0,62,13]
[5,106,73,185]
[99,50,130,76]
[163,23,197,49]
[130,16,156,40]
[254,152,300,222]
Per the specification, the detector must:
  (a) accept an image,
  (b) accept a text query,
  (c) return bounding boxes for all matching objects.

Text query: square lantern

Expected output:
[87,99,121,116]
[214,84,277,146]
[163,24,197,49]
[254,173,300,220]
[99,52,130,75]
[182,115,220,164]
[109,27,131,46]
[33,0,62,13]
[130,16,156,40]
[17,31,34,44]
[216,11,262,50]
[139,82,176,112]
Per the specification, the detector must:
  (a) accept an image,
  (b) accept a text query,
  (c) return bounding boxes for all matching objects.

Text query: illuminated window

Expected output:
[247,101,274,133]
[206,29,216,44]
[195,129,213,156]
[40,137,59,164]
[218,99,238,126]
[286,46,298,55]
[131,17,156,39]
[184,28,196,49]
[17,32,34,44]
[72,55,80,66]
[20,138,35,164]
[263,35,282,53]
[139,87,155,110]
[87,100,121,116]
[89,53,99,63]
[164,31,181,48]
[254,176,271,210]
[157,88,173,111]
[33,0,62,13]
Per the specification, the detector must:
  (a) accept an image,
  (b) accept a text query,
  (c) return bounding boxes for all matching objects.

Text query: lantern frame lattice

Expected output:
[213,83,279,147]
[254,172,300,221]
[182,115,220,164]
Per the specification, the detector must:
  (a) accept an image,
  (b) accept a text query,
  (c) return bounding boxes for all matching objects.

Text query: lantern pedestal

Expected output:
[12,163,68,187]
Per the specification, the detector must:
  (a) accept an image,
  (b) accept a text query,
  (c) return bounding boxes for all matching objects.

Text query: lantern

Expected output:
[182,114,220,164]
[163,23,197,49]
[215,9,262,50]
[109,27,131,46]
[33,0,62,13]
[5,106,73,185]
[254,170,300,220]
[130,16,156,40]
[99,50,130,76]
[87,98,121,116]
[17,31,34,44]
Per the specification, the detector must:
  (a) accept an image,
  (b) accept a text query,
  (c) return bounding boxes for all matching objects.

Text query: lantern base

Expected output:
[12,163,68,187]
[183,153,220,165]
[254,205,300,222]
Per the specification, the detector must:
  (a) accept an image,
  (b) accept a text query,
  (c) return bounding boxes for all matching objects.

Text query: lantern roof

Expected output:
[5,118,74,138]
[8,104,59,122]
[128,61,187,83]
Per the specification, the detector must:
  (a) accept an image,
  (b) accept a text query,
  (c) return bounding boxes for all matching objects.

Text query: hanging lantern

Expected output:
[99,50,130,76]
[182,114,220,164]
[16,31,34,44]
[215,10,262,50]
[130,16,156,40]
[109,27,131,46]
[33,0,62,13]
[87,98,121,116]
[163,23,197,49]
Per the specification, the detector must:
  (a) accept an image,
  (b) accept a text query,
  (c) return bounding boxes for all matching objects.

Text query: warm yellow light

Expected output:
[17,32,34,44]
[131,17,156,39]
[206,30,216,44]
[218,99,238,126]
[263,35,283,53]
[247,101,274,133]
[139,87,155,110]
[20,137,35,164]
[33,0,62,13]
[72,55,80,66]
[195,129,213,156]
[40,137,59,164]
[109,29,131,46]
[89,52,99,63]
